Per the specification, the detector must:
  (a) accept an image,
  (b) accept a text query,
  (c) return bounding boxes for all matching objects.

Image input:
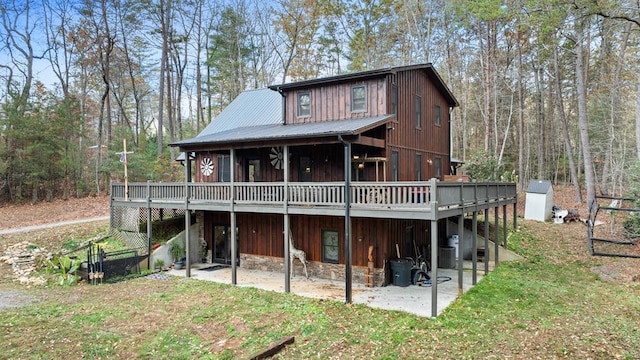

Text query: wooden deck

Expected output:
[111,179,517,220]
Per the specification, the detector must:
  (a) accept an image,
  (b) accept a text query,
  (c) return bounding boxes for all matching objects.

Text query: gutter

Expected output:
[275,86,286,125]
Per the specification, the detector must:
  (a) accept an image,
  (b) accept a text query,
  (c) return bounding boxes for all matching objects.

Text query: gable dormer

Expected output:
[271,78,387,125]
[269,64,457,127]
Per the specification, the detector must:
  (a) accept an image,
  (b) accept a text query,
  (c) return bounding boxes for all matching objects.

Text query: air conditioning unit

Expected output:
[438,246,456,269]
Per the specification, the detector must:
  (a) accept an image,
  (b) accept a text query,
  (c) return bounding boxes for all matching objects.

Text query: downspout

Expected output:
[338,134,352,304]
[449,107,454,174]
[276,86,286,126]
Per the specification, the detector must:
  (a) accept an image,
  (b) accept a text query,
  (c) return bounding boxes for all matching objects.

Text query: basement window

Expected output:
[322,230,339,264]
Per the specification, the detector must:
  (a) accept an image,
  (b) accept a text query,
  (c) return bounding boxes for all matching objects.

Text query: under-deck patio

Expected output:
[167,262,487,317]
[110,179,517,317]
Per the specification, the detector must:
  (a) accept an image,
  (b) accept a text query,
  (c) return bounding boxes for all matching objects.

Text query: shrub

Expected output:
[464,151,515,182]
[47,255,82,286]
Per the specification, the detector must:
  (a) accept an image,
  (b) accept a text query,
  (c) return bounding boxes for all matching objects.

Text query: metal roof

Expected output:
[526,180,553,194]
[173,115,392,147]
[173,64,455,149]
[196,88,282,137]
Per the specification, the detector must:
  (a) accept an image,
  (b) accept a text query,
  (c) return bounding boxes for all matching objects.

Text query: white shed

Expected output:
[524,180,553,221]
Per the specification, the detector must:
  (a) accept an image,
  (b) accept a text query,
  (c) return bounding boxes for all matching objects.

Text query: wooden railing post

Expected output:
[146,180,152,270]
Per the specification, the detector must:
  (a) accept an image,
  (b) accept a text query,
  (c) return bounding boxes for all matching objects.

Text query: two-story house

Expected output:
[110,64,517,317]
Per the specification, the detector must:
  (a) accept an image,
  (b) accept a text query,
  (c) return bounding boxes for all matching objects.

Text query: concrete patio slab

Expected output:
[167,262,488,317]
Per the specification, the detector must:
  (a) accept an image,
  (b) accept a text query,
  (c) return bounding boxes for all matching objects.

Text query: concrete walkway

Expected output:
[168,262,487,317]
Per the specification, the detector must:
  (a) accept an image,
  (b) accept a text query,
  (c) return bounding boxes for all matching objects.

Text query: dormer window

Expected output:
[351,85,366,112]
[297,91,311,117]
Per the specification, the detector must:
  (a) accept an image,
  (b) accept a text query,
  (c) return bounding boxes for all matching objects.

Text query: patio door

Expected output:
[245,158,261,182]
[212,225,239,265]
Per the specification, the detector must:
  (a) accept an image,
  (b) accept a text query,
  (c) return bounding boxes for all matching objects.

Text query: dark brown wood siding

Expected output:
[284,79,387,124]
[385,70,451,181]
[194,152,225,182]
[204,211,436,268]
[194,145,348,183]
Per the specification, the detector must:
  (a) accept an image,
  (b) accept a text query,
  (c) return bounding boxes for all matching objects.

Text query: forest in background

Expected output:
[0,0,639,207]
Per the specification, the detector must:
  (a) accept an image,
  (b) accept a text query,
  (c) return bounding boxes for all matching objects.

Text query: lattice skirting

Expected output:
[110,207,186,255]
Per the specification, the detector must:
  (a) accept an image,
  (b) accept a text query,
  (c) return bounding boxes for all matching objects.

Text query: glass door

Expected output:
[212,225,239,265]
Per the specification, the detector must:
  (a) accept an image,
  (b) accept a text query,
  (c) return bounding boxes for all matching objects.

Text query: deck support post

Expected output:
[484,209,489,274]
[185,152,192,278]
[503,204,508,248]
[472,210,478,285]
[283,145,290,293]
[430,218,438,317]
[513,200,517,230]
[457,214,464,296]
[147,180,152,270]
[230,148,237,285]
[494,206,499,266]
[340,138,352,304]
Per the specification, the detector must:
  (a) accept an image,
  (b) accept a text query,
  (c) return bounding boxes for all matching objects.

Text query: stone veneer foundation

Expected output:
[240,253,386,286]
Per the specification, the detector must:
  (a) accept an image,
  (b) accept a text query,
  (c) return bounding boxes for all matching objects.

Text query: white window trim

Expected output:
[297,91,311,117]
[351,85,367,113]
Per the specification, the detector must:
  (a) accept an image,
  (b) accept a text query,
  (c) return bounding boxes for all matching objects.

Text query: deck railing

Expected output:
[111,180,516,212]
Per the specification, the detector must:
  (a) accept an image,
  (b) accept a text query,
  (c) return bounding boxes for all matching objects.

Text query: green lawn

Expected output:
[1,220,639,359]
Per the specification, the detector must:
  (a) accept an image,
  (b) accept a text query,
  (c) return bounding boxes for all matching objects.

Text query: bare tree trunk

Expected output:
[601,22,631,195]
[497,94,513,167]
[157,0,169,159]
[195,0,204,132]
[0,1,37,114]
[116,2,142,147]
[482,23,493,153]
[167,49,175,161]
[553,45,581,203]
[637,80,640,160]
[517,29,525,191]
[534,63,545,179]
[575,17,596,213]
[100,0,113,146]
[43,0,73,98]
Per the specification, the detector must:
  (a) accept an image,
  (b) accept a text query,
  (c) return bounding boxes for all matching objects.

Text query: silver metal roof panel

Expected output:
[196,88,282,137]
[174,115,391,147]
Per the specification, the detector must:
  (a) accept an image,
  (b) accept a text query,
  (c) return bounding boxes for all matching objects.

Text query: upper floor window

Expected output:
[434,104,441,126]
[391,85,398,121]
[391,150,399,181]
[297,92,311,117]
[415,94,422,129]
[351,85,366,112]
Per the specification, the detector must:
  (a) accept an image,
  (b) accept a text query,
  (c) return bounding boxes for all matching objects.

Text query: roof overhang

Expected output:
[172,115,392,152]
